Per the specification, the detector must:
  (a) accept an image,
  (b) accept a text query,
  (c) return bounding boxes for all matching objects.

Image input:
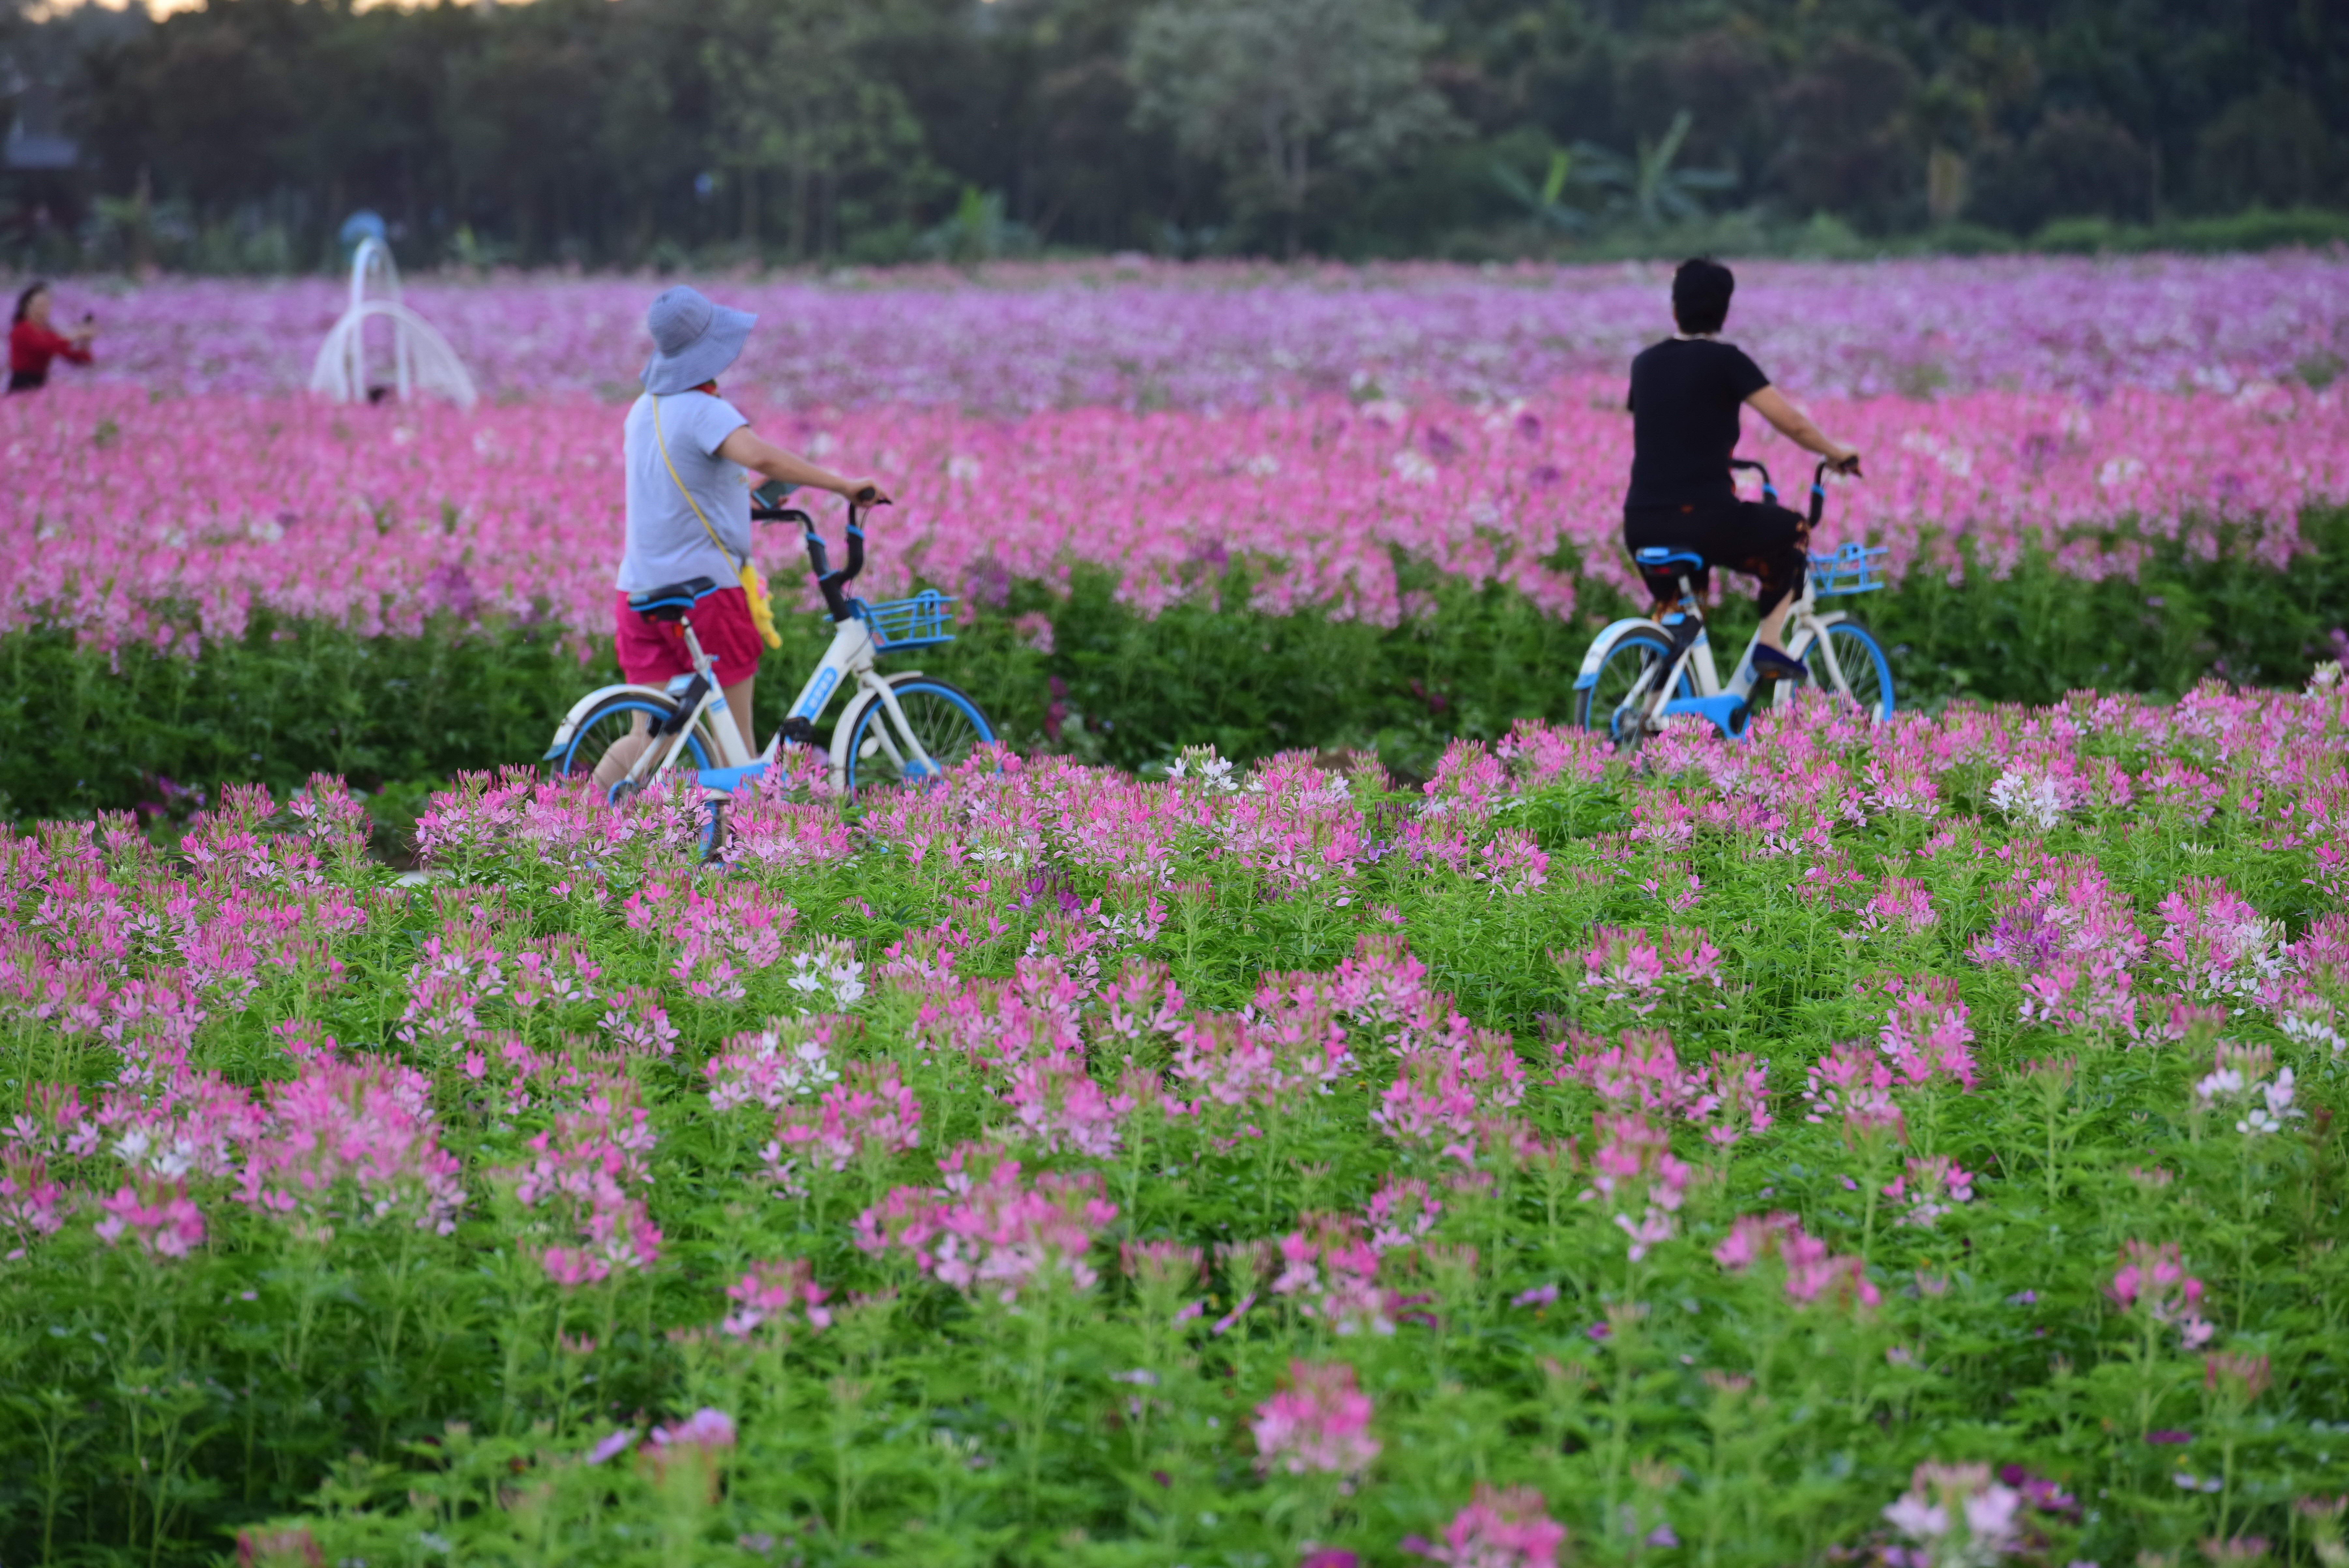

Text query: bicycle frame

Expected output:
[544,496,946,795]
[1574,458,1871,742]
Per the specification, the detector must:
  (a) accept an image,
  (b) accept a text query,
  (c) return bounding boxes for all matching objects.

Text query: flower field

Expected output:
[7,375,2345,653]
[4,679,2348,1565]
[37,253,2349,409]
[10,254,2349,661]
[9,251,2349,668]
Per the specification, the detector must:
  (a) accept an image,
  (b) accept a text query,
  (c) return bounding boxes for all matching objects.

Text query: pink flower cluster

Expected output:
[1251,1359,1380,1477]
[2108,1239,2216,1349]
[1270,1213,1399,1338]
[1572,925,1726,1015]
[502,1077,663,1287]
[1864,975,1979,1088]
[775,1061,925,1176]
[1881,1462,2023,1567]
[1584,1113,1691,1262]
[45,253,2349,407]
[10,369,2346,652]
[854,1146,1118,1305]
[720,1257,833,1340]
[235,1053,467,1239]
[1714,1212,1882,1311]
[1405,1484,1569,1568]
[94,1177,207,1259]
[1556,1028,1772,1149]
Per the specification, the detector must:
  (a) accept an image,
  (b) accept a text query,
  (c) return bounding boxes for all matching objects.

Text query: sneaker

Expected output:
[1751,644,1809,682]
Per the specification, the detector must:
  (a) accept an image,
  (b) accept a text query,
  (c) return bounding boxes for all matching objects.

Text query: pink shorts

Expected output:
[613,584,764,688]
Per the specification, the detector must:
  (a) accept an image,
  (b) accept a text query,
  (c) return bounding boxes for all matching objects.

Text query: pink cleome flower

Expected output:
[720,1257,833,1339]
[94,1178,206,1260]
[1252,1359,1381,1477]
[2108,1239,2216,1348]
[1404,1484,1569,1568]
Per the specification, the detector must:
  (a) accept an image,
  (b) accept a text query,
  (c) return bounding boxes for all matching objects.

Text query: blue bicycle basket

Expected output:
[1807,542,1889,597]
[854,590,958,650]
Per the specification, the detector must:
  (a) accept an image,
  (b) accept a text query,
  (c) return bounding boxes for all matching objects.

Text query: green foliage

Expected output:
[3,509,2345,827]
[2027,207,2349,257]
[0,702,2344,1563]
[9,0,2348,266]
[1129,0,1459,256]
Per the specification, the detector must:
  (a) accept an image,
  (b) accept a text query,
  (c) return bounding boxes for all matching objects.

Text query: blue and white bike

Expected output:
[1574,458,1894,747]
[544,492,995,819]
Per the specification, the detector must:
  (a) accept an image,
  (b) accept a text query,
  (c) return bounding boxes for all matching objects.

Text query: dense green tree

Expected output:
[1130,0,1458,255]
[3,0,2345,267]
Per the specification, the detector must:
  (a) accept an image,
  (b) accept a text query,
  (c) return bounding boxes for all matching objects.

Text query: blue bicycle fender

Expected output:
[696,762,770,794]
[1572,618,1670,690]
[1657,693,1751,741]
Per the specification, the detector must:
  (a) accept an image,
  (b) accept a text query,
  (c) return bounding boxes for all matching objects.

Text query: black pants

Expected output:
[1624,499,1809,615]
[6,370,44,393]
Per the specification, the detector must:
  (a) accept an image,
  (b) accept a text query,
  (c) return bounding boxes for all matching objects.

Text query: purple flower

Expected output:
[1512,1283,1559,1309]
[651,1407,737,1451]
[585,1427,637,1466]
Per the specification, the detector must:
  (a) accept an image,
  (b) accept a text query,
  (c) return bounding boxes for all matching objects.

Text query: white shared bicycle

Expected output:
[544,491,995,828]
[1574,458,1894,746]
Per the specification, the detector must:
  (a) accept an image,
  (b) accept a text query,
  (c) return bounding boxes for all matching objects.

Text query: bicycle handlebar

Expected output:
[749,492,888,622]
[1731,455,1860,528]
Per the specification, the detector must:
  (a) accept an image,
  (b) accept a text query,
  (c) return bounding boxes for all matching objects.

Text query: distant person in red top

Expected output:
[9,282,97,393]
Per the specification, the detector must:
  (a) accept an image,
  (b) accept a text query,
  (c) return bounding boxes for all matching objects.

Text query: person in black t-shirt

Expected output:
[1624,258,1861,680]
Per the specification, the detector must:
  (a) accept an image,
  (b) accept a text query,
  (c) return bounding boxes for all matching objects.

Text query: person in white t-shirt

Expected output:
[605,285,886,782]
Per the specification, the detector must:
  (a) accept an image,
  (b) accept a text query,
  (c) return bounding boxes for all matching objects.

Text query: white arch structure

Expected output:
[309,236,477,410]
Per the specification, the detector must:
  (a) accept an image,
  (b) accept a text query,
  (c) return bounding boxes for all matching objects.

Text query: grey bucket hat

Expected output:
[641,285,757,395]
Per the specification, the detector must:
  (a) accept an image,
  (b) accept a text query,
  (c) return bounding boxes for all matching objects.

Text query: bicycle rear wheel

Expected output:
[1796,622,1895,721]
[1575,628,1693,747]
[844,677,994,791]
[551,693,720,803]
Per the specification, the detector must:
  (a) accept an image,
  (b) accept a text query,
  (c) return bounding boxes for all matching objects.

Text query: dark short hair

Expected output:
[1671,258,1734,334]
[12,280,49,325]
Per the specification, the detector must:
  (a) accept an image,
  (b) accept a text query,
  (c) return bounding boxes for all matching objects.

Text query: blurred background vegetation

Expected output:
[7,506,2343,834]
[3,0,2346,272]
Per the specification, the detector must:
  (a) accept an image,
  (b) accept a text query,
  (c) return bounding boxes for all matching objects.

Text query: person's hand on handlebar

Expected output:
[1827,449,1862,477]
[843,479,890,508]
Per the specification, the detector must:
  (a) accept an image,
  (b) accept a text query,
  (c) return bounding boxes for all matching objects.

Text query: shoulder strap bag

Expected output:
[650,394,783,651]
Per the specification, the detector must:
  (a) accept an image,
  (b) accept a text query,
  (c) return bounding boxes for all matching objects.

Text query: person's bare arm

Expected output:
[1747,386,1859,472]
[716,426,890,503]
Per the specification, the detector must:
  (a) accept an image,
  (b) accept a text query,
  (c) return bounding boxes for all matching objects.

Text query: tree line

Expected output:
[2,0,2343,270]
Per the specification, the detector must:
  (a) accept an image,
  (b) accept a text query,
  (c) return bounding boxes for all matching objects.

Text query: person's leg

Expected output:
[598,591,688,791]
[1732,502,1810,656]
[592,710,654,792]
[698,588,768,760]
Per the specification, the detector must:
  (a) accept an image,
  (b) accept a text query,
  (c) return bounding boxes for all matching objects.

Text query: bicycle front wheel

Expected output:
[551,693,720,803]
[1798,621,1895,721]
[844,677,995,791]
[1575,628,1692,746]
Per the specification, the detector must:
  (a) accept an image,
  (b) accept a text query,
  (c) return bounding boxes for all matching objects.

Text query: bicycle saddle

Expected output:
[627,577,720,623]
[1632,547,1707,570]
